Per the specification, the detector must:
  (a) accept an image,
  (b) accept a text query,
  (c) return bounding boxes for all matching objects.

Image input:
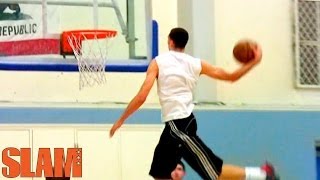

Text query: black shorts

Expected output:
[149,113,223,180]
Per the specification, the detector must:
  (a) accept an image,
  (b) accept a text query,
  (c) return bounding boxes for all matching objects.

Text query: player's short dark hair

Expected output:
[169,27,189,49]
[177,160,185,171]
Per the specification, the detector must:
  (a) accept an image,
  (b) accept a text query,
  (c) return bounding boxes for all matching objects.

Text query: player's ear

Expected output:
[168,38,174,48]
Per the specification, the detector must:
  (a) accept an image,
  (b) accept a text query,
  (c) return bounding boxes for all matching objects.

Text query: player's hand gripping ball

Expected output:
[233,39,257,63]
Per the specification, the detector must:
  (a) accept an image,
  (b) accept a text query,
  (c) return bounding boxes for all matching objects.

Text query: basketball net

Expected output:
[67,30,117,90]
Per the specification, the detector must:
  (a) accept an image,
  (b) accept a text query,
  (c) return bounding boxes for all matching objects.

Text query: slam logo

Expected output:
[2,148,82,178]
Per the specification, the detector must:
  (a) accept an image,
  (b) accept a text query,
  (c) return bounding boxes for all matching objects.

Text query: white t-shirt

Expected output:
[155,51,202,122]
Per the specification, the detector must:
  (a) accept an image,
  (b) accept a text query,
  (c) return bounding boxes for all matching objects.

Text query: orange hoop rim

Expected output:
[62,29,117,40]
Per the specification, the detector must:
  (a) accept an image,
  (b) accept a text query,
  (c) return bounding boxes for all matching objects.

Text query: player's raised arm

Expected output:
[200,44,262,82]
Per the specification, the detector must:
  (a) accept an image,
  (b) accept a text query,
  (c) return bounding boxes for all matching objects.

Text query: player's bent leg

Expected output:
[149,123,182,179]
[219,163,280,180]
[179,134,222,180]
[218,164,246,180]
[167,115,222,180]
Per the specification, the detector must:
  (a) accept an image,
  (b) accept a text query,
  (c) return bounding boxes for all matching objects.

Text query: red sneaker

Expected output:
[261,162,280,180]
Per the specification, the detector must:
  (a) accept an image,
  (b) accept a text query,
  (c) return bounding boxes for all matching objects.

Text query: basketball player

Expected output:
[110,27,279,180]
[171,161,186,180]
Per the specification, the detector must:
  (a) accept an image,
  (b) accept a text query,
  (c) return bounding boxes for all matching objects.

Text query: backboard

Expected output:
[0,0,156,72]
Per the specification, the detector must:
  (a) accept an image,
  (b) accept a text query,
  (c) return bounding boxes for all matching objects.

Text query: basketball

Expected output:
[232,39,256,63]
